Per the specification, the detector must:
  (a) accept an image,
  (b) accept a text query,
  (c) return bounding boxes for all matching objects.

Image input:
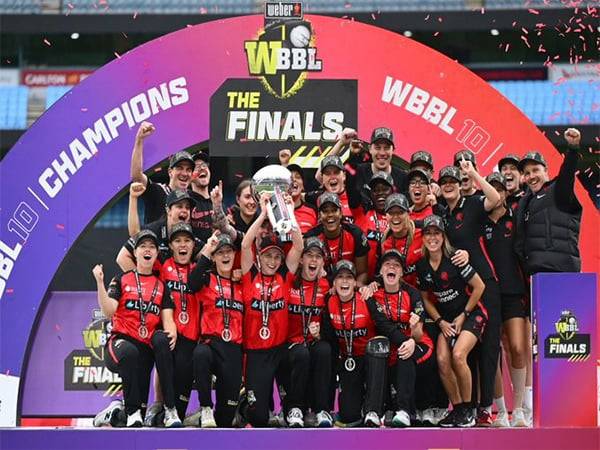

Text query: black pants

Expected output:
[416,322,448,410]
[390,342,431,412]
[245,345,286,427]
[283,340,331,414]
[338,355,386,424]
[478,280,502,408]
[173,336,197,419]
[193,338,243,427]
[105,331,176,415]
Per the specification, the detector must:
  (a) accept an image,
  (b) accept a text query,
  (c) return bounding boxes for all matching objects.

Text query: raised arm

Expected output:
[211,180,240,240]
[555,128,582,212]
[460,159,500,211]
[240,192,269,274]
[127,182,145,237]
[130,121,155,186]
[116,245,136,272]
[315,127,357,183]
[92,264,118,318]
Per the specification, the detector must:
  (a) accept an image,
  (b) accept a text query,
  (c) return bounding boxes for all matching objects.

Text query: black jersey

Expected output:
[484,208,526,296]
[141,180,171,224]
[416,256,480,321]
[189,189,213,243]
[435,195,496,281]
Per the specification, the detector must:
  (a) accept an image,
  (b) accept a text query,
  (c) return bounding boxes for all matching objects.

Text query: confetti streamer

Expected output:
[528,9,540,15]
[520,35,531,48]
[43,38,51,46]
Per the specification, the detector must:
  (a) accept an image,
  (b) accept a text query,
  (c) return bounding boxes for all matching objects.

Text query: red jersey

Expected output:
[160,258,201,341]
[368,286,433,365]
[355,208,388,281]
[326,293,377,357]
[294,202,318,234]
[241,266,290,350]
[305,223,369,276]
[410,205,433,223]
[287,275,330,344]
[107,271,174,346]
[338,190,354,223]
[381,229,424,287]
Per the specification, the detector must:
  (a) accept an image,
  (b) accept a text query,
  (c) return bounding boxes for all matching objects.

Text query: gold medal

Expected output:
[138,325,149,339]
[221,328,232,342]
[178,311,189,325]
[259,326,271,340]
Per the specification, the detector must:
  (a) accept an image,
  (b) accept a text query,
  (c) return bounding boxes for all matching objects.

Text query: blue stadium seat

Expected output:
[46,86,72,109]
[0,86,28,130]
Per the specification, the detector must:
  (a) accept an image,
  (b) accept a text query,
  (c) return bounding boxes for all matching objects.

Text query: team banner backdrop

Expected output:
[0,14,598,423]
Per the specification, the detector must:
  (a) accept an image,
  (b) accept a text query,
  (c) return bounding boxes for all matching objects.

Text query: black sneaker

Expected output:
[438,407,460,428]
[455,407,476,428]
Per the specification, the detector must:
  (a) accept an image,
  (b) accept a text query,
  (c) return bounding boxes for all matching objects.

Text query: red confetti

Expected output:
[67,3,74,9]
[43,38,51,46]
[55,324,62,331]
[424,14,430,21]
[200,7,208,14]
[520,35,531,48]
[505,43,510,53]
[528,8,540,15]
[5,288,14,294]
[480,7,485,14]
[371,13,376,20]
[437,17,443,22]
[56,223,65,230]
[521,27,529,34]
[344,2,351,8]
[554,130,561,136]
[133,11,138,19]
[235,173,244,179]
[154,167,162,172]
[114,52,121,59]
[512,21,517,27]
[537,44,546,53]
[433,31,440,37]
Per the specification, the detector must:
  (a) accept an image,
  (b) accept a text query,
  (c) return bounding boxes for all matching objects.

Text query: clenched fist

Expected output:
[563,128,581,147]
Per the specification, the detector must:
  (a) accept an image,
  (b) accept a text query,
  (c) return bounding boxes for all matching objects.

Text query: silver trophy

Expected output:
[252,165,298,239]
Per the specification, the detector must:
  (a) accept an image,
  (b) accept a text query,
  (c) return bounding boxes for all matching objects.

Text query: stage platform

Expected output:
[1,427,598,450]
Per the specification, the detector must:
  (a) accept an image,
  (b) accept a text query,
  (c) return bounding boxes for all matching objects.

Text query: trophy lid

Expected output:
[252,164,292,193]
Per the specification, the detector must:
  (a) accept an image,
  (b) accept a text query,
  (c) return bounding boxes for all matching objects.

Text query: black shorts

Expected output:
[501,294,528,322]
[461,309,487,340]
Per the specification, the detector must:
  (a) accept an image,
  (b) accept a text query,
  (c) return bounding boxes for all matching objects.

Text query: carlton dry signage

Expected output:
[1,13,598,425]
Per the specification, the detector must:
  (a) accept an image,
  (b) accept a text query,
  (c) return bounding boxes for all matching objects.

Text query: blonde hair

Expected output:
[384,212,415,247]
[422,228,455,260]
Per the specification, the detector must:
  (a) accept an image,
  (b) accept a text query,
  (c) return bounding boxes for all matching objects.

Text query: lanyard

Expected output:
[325,231,344,271]
[383,290,403,324]
[174,263,189,313]
[392,235,411,263]
[299,279,318,344]
[338,294,357,357]
[260,274,274,328]
[216,274,234,332]
[134,271,159,327]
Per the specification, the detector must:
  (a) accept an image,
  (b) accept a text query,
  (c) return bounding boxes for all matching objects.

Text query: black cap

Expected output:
[214,234,235,253]
[320,155,344,171]
[169,222,194,241]
[407,168,431,185]
[438,166,461,183]
[381,249,406,265]
[454,149,477,167]
[497,154,520,171]
[486,173,507,190]
[370,127,394,145]
[410,150,434,170]
[192,151,209,164]
[518,151,547,171]
[423,214,445,232]
[317,192,341,210]
[384,193,410,212]
[166,189,193,208]
[303,236,326,255]
[169,151,194,169]
[134,229,159,249]
[258,235,284,255]
[369,171,394,188]
[287,163,305,183]
[333,259,357,278]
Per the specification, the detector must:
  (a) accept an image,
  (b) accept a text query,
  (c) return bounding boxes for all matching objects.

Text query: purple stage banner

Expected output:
[532,273,598,427]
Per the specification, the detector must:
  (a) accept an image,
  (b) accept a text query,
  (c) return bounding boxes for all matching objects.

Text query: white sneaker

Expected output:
[364,411,381,428]
[93,400,123,427]
[286,407,304,428]
[434,408,449,424]
[392,410,411,428]
[492,410,510,427]
[510,408,527,427]
[200,406,217,428]
[183,409,201,427]
[421,408,435,425]
[126,409,143,428]
[163,406,183,428]
[316,410,333,428]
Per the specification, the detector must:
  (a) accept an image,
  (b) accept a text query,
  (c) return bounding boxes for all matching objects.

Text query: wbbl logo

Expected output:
[544,310,591,362]
[245,2,322,98]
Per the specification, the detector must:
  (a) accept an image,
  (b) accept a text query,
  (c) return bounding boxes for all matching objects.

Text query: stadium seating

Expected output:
[45,86,72,110]
[0,86,28,129]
